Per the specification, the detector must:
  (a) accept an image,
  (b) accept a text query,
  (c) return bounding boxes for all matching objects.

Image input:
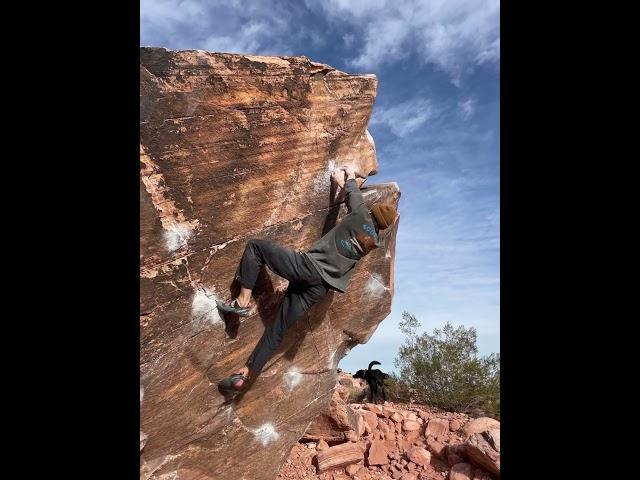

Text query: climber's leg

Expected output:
[245,281,329,376]
[217,248,329,392]
[235,239,316,289]
[218,283,327,393]
[218,239,314,316]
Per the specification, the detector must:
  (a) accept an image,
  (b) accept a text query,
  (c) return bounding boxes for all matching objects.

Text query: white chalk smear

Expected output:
[365,129,376,151]
[191,287,223,327]
[284,367,303,390]
[251,423,279,446]
[365,273,389,298]
[327,350,337,369]
[314,159,337,194]
[140,386,144,403]
[164,223,193,252]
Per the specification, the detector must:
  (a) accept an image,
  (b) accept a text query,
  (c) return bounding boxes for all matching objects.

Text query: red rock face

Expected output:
[140,48,399,480]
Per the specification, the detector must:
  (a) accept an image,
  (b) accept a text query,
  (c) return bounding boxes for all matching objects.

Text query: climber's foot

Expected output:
[216,299,250,317]
[218,373,250,393]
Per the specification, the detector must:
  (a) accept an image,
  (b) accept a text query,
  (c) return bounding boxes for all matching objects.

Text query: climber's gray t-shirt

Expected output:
[304,179,380,293]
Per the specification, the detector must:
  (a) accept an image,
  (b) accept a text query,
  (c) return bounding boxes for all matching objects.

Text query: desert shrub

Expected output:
[347,386,367,403]
[393,312,500,419]
[382,374,412,403]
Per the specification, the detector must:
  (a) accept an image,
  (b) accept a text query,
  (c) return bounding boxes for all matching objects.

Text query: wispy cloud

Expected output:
[202,22,268,55]
[141,0,304,55]
[371,99,436,137]
[307,0,500,83]
[459,98,476,120]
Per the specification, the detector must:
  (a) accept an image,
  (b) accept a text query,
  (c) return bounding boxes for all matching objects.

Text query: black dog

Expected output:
[353,361,389,404]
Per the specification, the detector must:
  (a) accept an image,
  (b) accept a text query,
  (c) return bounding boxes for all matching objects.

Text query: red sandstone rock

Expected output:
[449,419,462,432]
[390,412,404,423]
[403,420,421,431]
[406,446,431,467]
[391,465,404,479]
[450,463,473,480]
[426,438,445,459]
[346,464,360,476]
[362,410,380,433]
[382,406,398,418]
[425,419,449,438]
[417,411,430,422]
[486,428,500,452]
[367,440,390,466]
[304,388,363,443]
[316,443,365,473]
[464,432,500,477]
[365,403,385,416]
[462,418,500,438]
[140,47,399,480]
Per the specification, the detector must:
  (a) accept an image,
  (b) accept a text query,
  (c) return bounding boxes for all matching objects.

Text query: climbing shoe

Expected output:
[218,373,250,393]
[215,299,250,317]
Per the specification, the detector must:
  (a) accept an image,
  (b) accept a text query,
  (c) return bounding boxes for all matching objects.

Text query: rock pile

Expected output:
[276,372,500,480]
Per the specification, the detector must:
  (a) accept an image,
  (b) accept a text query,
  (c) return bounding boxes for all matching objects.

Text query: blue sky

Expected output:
[141,0,500,374]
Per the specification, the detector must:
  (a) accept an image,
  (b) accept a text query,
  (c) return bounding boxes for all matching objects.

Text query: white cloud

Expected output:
[311,0,500,82]
[370,99,436,137]
[459,98,476,120]
[203,22,267,54]
[141,0,300,55]
[141,1,499,83]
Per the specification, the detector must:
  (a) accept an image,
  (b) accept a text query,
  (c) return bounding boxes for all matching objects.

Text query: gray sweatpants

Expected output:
[235,239,329,374]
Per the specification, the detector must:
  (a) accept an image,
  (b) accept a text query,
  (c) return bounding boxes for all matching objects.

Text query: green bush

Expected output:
[383,373,413,403]
[392,312,500,419]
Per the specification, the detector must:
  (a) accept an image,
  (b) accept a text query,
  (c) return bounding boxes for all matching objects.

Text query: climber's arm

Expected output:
[343,166,366,213]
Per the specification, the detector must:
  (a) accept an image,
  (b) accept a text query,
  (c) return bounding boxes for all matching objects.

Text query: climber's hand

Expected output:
[342,165,356,180]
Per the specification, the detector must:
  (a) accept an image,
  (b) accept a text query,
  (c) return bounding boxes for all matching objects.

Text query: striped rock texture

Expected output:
[140,47,400,480]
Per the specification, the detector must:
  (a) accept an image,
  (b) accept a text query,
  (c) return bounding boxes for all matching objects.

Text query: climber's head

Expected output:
[370,203,398,231]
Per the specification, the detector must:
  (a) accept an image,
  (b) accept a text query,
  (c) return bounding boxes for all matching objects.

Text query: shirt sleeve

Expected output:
[345,178,366,213]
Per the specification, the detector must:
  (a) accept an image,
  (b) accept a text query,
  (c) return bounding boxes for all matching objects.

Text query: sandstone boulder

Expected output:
[303,388,363,444]
[464,431,500,477]
[140,48,399,480]
[462,418,500,438]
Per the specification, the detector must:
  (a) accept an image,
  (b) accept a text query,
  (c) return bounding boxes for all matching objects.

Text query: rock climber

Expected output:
[216,165,398,393]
